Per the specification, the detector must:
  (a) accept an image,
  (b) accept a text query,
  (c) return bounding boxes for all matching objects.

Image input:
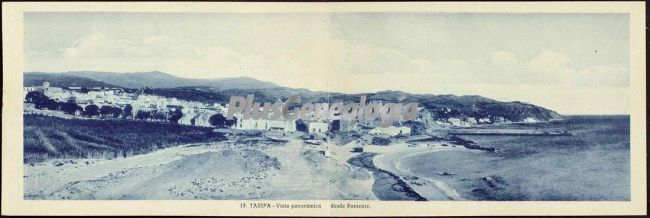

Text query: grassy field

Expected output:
[24,114,227,163]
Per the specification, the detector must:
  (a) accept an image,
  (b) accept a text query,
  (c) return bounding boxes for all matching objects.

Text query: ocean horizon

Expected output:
[399,115,630,200]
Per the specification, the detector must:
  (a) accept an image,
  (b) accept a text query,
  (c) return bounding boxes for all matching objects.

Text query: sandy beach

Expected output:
[24,139,377,200]
[24,123,629,202]
[367,142,466,200]
[24,137,463,200]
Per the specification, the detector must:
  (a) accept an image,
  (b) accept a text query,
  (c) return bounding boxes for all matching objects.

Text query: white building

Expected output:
[24,81,63,99]
[23,87,39,99]
[523,117,538,123]
[308,121,329,134]
[478,118,491,123]
[448,117,471,127]
[47,90,72,102]
[24,87,39,92]
[369,126,411,136]
[339,120,359,132]
[235,116,296,132]
[267,120,296,132]
[236,119,267,130]
[193,113,213,127]
[178,112,213,127]
[448,118,463,126]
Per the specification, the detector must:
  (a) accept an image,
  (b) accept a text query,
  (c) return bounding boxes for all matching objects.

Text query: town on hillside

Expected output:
[24,81,521,136]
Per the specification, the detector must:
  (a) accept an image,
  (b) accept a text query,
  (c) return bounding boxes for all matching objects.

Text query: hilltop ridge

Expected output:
[24,71,562,122]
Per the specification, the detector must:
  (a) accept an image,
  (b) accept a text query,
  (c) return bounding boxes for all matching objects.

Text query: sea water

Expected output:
[399,115,630,201]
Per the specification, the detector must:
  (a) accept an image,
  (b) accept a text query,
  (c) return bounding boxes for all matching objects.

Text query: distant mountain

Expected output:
[334,91,562,121]
[24,71,562,122]
[147,87,562,122]
[60,71,279,89]
[24,72,123,88]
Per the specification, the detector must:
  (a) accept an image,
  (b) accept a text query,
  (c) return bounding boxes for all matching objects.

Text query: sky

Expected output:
[24,12,630,115]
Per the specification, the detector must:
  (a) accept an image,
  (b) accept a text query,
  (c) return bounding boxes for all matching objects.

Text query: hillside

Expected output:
[23,71,562,122]
[24,72,123,88]
[147,87,562,122]
[62,71,280,89]
[23,114,226,163]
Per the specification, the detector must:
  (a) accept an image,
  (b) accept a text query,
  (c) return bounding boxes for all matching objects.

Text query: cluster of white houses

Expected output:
[232,116,409,136]
[232,115,329,134]
[25,81,510,136]
[24,82,227,127]
[234,116,298,132]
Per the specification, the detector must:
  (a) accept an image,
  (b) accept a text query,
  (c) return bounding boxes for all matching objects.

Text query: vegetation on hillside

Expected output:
[24,71,563,122]
[145,88,563,122]
[24,72,122,88]
[24,114,227,163]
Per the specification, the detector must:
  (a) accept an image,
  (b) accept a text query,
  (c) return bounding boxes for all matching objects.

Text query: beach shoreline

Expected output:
[368,142,466,201]
[24,139,379,200]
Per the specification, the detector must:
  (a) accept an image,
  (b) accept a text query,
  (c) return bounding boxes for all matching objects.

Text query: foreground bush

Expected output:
[24,114,227,163]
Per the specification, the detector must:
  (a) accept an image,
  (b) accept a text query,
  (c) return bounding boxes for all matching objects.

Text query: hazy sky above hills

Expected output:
[24,12,630,114]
